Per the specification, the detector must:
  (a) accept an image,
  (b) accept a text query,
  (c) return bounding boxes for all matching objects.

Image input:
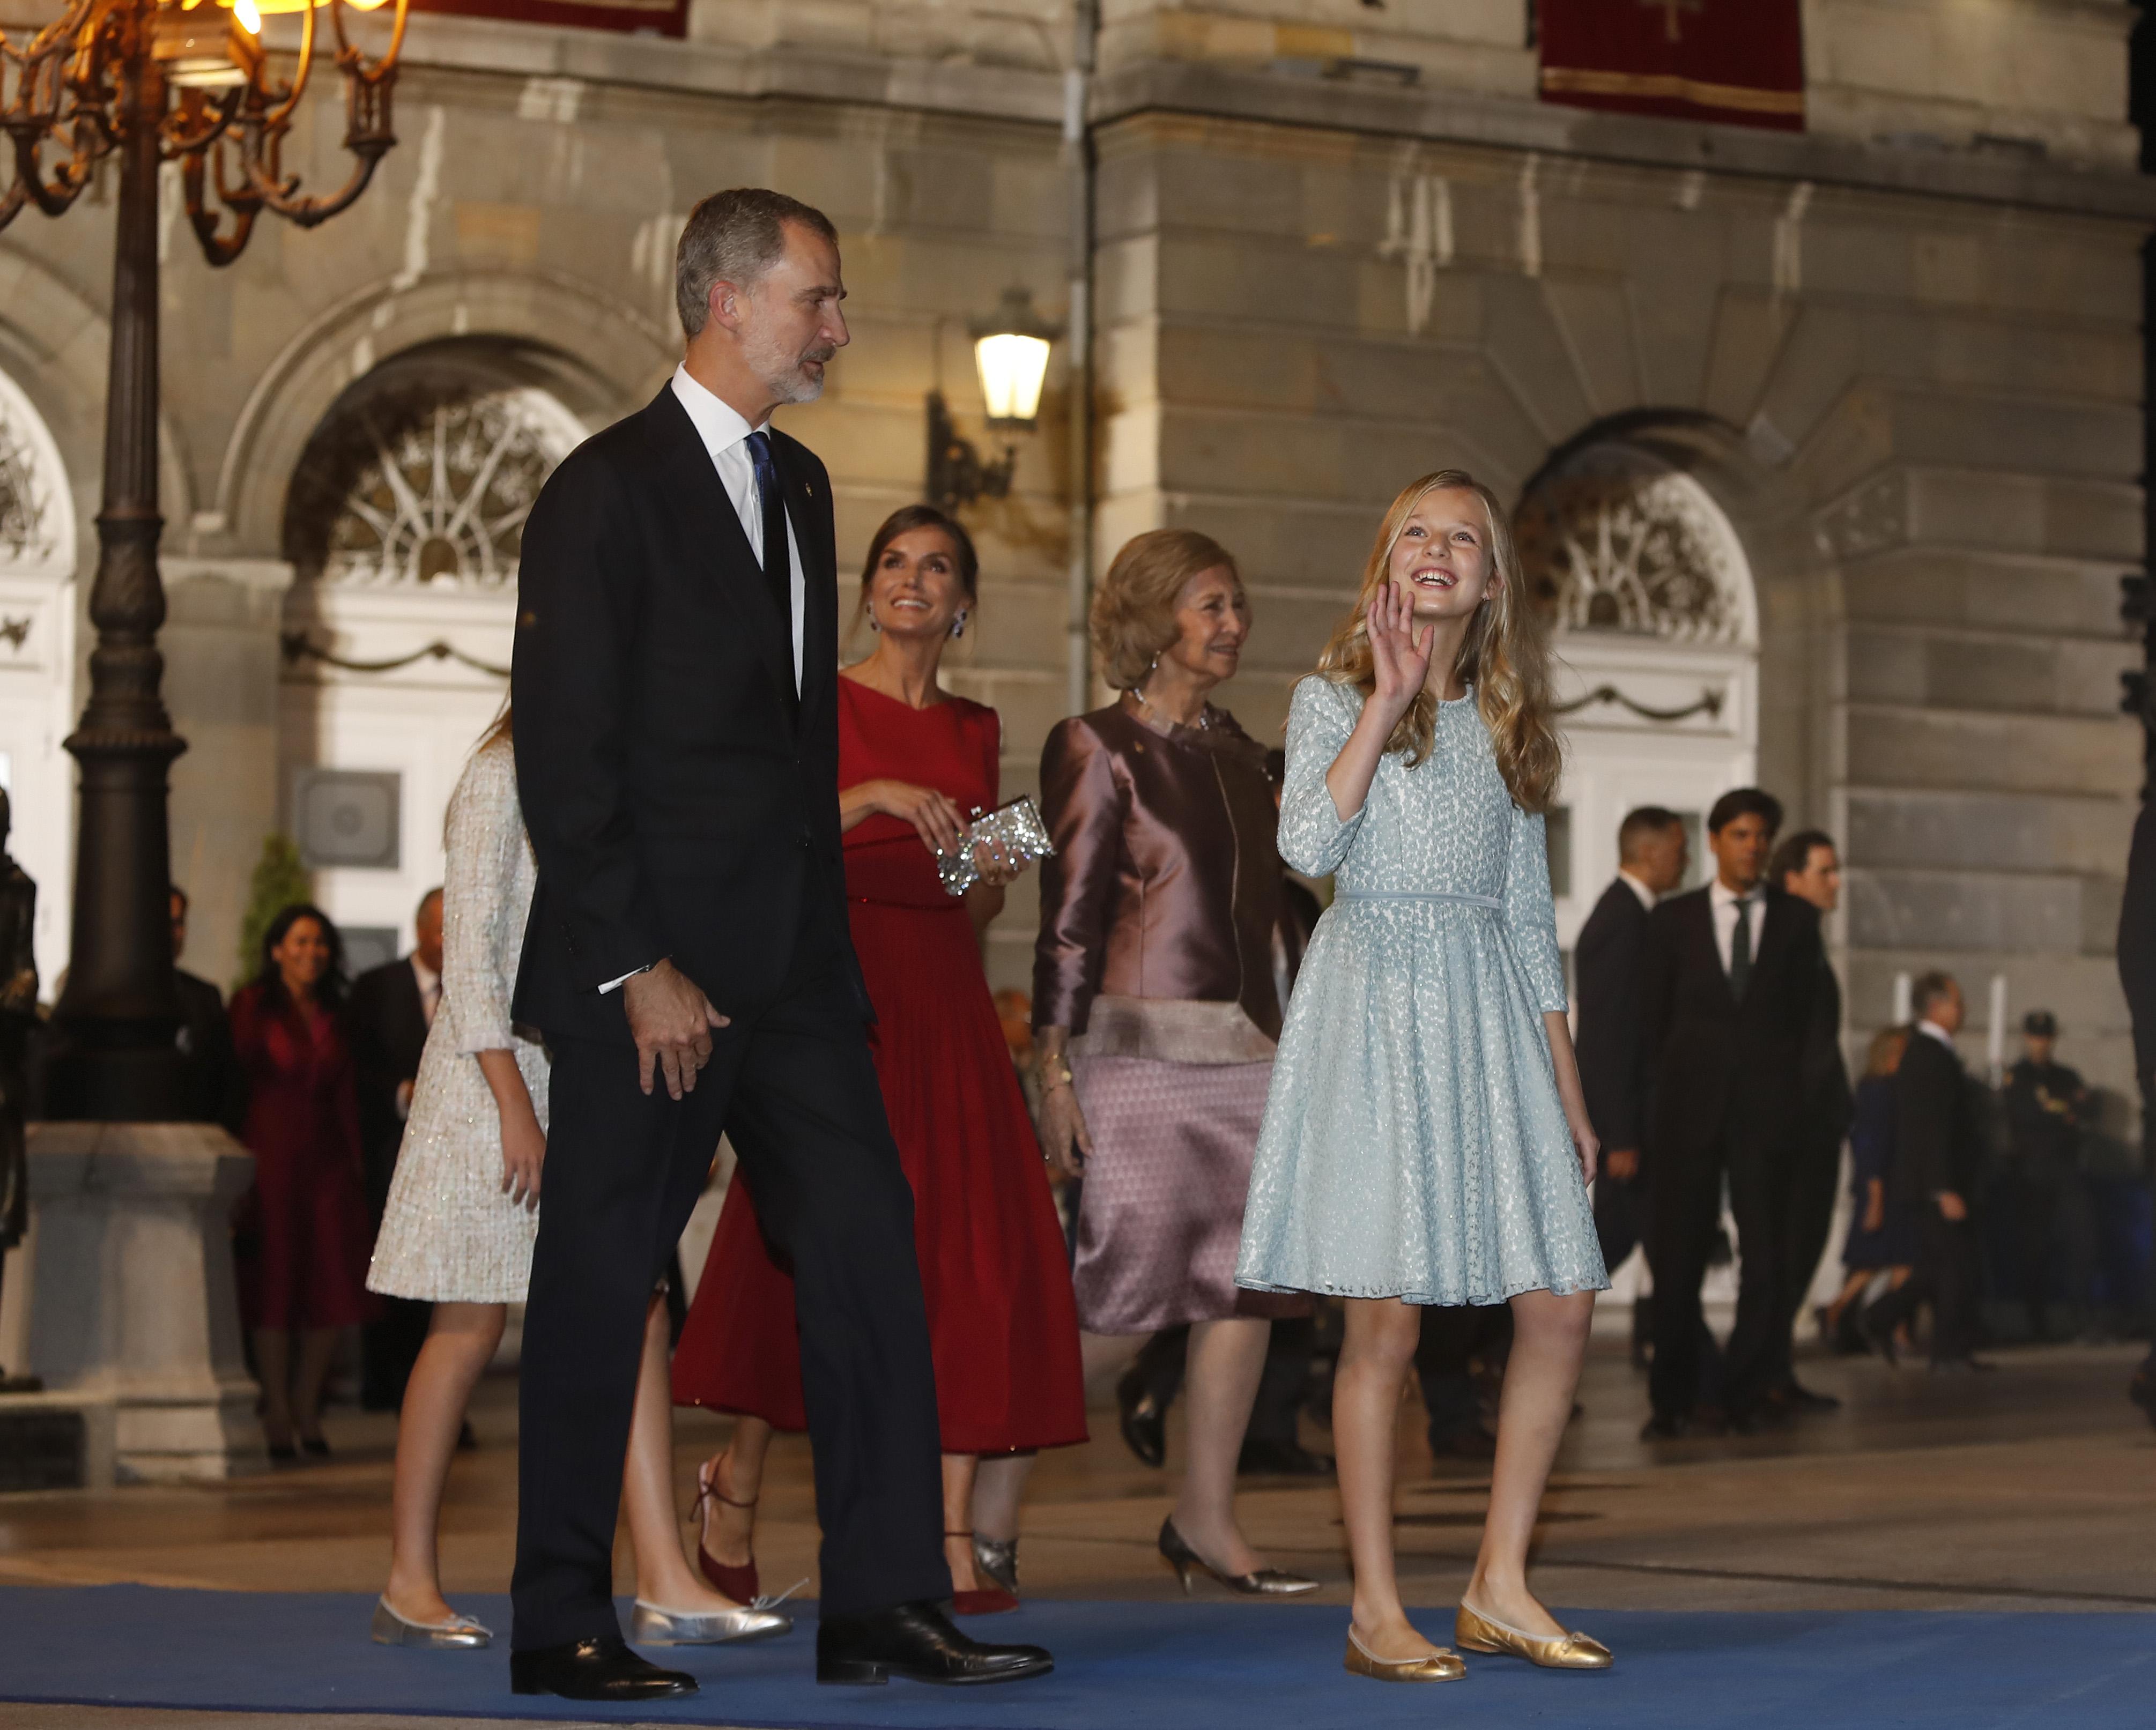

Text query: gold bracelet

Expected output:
[1040,1063,1074,1091]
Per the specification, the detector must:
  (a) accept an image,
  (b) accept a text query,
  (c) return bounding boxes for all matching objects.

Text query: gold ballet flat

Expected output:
[1344,1626,1465,1682]
[1454,1600,1611,1670]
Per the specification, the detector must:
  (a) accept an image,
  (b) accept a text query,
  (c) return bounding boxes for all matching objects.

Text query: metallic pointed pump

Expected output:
[1157,1516,1318,1597]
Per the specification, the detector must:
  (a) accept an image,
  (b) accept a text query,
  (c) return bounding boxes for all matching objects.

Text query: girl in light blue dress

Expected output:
[1238,471,1612,1683]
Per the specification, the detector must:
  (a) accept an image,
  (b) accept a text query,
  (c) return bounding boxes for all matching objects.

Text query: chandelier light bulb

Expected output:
[232,0,261,32]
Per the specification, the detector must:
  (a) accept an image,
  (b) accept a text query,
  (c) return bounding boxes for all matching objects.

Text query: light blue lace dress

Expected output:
[1236,675,1608,1305]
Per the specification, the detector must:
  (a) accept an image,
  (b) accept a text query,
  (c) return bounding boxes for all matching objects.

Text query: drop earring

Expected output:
[951,610,968,639]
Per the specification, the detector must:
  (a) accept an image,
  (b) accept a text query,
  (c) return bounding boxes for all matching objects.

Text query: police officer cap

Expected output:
[2022,1009,2058,1037]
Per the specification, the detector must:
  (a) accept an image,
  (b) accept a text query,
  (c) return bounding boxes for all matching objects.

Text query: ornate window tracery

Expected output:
[0,377,70,578]
[286,381,586,589]
[1514,449,1752,647]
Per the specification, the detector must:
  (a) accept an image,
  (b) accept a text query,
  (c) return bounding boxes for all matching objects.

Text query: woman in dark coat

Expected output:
[231,903,372,1458]
[1820,1024,1917,1352]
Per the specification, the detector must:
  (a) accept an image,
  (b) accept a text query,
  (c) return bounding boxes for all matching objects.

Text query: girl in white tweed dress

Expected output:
[367,717,786,1654]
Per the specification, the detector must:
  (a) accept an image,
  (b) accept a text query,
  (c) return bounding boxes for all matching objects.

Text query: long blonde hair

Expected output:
[1315,470,1561,813]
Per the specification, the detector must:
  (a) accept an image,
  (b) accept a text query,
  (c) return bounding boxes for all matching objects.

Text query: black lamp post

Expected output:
[1,0,408,1117]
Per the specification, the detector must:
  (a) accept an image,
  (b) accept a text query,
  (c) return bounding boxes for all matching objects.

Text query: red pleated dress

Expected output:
[672,679,1088,1455]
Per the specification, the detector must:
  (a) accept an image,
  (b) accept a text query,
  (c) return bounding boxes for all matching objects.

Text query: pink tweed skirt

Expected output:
[1069,1055,1308,1334]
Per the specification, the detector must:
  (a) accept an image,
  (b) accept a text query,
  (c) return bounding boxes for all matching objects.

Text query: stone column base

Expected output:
[17,1121,268,1483]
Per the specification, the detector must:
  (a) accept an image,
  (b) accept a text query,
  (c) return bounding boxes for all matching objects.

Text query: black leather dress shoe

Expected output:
[1769,1379,1842,1414]
[817,1599,1053,1687]
[510,1636,697,1701]
[1117,1370,1167,1469]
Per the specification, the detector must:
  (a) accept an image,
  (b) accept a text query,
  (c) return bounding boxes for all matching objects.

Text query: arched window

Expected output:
[0,367,80,997]
[1515,444,1756,649]
[277,343,596,976]
[284,352,588,589]
[0,370,74,581]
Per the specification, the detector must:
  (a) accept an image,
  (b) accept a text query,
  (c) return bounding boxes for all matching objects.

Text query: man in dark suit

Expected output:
[1639,788,1826,1437]
[350,887,443,1412]
[1764,829,1853,1414]
[1575,805,1687,1365]
[2117,801,2156,1424]
[508,189,1049,1702]
[2000,1009,2093,1341]
[169,886,242,1134]
[1863,972,1989,1371]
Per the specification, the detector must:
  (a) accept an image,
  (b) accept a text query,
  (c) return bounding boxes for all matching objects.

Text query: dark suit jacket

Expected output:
[1574,877,1651,1163]
[511,384,865,1045]
[1892,1029,1980,1205]
[174,968,245,1134]
[2119,801,2156,1081]
[1801,957,1855,1142]
[349,957,430,1212]
[1639,883,1825,1165]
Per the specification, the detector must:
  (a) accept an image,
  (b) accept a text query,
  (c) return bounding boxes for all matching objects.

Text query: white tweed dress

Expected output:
[366,733,548,1303]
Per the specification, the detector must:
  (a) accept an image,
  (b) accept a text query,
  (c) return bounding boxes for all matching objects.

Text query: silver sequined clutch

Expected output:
[938,796,1055,896]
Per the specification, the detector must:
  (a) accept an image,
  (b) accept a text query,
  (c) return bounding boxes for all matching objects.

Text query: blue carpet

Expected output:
[1,1586,2151,1728]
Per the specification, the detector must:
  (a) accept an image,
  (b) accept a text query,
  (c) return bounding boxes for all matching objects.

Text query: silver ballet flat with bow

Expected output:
[369,1596,492,1649]
[629,1598,792,1645]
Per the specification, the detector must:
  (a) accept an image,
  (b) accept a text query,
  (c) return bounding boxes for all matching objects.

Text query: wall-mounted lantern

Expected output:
[927,286,1060,512]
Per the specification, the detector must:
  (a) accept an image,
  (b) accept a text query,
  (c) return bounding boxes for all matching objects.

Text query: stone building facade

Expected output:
[0,0,2147,1104]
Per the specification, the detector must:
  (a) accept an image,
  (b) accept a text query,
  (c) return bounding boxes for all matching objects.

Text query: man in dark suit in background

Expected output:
[1575,805,1688,1365]
[508,189,1048,1701]
[1863,973,1989,1371]
[1764,829,1852,1414]
[169,886,242,1134]
[2001,1009,2094,1341]
[1639,788,1825,1437]
[2117,801,2156,1424]
[350,887,443,1412]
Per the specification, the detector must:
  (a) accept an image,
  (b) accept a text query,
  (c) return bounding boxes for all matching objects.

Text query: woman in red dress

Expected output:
[231,903,374,1459]
[673,505,1086,1612]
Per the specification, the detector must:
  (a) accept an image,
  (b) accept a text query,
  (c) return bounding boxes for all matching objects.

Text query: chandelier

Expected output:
[2,0,408,258]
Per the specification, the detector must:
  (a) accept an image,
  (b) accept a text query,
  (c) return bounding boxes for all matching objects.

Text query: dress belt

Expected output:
[1337,888,1503,910]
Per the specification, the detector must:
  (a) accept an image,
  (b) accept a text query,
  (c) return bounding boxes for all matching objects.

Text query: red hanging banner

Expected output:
[1538,1,1804,132]
[406,0,687,37]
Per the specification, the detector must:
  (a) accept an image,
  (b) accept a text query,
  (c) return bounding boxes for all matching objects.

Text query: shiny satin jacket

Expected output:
[1032,701,1284,1043]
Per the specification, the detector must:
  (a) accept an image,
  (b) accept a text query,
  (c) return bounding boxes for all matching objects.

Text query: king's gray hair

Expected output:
[675,188,838,336]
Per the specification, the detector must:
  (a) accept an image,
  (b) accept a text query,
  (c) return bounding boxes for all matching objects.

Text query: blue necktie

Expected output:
[744,429,794,670]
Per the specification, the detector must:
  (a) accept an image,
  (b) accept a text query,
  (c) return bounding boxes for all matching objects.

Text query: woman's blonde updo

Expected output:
[1091,529,1240,692]
[1315,470,1562,814]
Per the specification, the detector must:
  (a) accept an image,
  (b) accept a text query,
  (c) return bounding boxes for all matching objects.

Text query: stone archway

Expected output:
[216,269,672,556]
[1515,431,1765,956]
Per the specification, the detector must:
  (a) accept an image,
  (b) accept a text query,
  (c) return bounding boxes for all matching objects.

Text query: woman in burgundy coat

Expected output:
[231,903,373,1459]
